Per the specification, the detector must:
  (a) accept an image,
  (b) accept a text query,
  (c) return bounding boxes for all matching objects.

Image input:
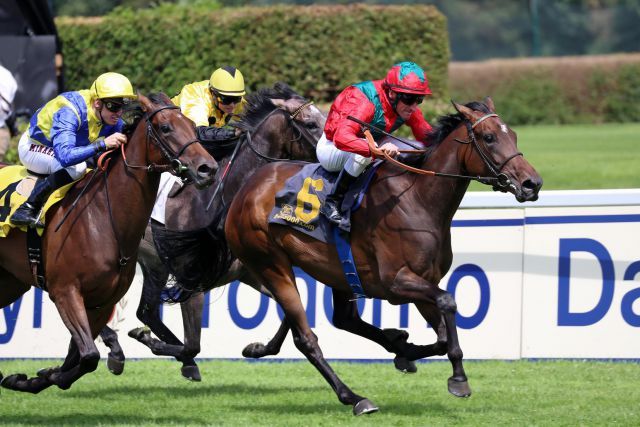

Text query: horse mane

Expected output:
[235,82,306,132]
[425,101,491,152]
[121,92,173,137]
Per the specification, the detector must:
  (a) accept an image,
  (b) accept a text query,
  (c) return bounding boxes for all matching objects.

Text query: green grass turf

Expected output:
[468,122,640,191]
[0,359,638,426]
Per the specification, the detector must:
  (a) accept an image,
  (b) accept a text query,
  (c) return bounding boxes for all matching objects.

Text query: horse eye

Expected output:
[305,122,319,130]
[483,133,495,143]
[160,124,171,133]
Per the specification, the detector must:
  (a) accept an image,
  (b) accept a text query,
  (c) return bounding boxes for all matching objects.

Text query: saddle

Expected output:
[0,166,81,237]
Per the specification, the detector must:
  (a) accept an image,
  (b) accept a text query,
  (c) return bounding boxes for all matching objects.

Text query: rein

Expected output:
[360,113,521,188]
[54,104,198,266]
[205,100,318,211]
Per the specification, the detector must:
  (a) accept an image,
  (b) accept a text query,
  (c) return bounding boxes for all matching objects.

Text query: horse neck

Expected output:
[224,115,295,195]
[104,123,161,250]
[410,126,471,222]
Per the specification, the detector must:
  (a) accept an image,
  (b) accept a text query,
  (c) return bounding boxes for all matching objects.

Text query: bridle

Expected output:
[365,112,522,190]
[455,113,523,190]
[120,105,202,175]
[204,99,318,212]
[244,100,318,162]
[55,104,204,267]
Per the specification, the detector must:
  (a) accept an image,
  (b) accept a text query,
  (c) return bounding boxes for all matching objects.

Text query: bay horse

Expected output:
[0,93,216,393]
[225,98,542,415]
[111,84,326,380]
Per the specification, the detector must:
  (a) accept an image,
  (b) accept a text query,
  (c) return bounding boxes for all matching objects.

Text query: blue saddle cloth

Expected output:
[268,162,380,243]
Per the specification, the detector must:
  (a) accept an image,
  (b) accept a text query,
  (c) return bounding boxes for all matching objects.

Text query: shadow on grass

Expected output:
[63,382,326,399]
[0,414,208,426]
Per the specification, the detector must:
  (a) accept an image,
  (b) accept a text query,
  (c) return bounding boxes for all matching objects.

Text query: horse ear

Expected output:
[484,96,496,112]
[270,98,286,109]
[138,92,152,112]
[451,100,474,120]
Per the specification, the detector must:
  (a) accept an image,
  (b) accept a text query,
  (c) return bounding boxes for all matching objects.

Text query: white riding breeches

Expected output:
[18,131,87,179]
[316,132,372,177]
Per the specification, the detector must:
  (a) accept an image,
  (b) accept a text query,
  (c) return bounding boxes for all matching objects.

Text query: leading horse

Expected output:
[0,93,216,393]
[225,98,542,415]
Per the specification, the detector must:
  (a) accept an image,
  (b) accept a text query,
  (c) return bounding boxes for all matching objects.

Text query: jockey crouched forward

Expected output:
[10,72,136,227]
[171,66,246,160]
[150,66,247,225]
[317,61,434,225]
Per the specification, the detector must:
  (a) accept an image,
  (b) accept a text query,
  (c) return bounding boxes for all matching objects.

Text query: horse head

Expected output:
[138,93,217,188]
[452,97,542,202]
[239,82,325,162]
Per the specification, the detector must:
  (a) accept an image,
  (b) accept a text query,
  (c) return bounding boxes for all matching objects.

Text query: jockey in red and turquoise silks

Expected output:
[317,61,433,225]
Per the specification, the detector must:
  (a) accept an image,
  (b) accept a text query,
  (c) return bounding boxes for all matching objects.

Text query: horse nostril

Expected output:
[523,177,542,193]
[197,163,216,178]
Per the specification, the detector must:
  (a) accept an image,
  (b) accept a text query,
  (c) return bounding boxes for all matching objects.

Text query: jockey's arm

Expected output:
[332,99,376,157]
[51,108,104,167]
[406,109,433,144]
[195,125,238,146]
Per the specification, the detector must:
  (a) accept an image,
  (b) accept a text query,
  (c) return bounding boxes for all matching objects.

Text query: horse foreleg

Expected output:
[129,261,185,359]
[45,295,106,390]
[99,325,125,375]
[390,267,470,397]
[243,318,290,358]
[178,292,203,381]
[330,290,418,373]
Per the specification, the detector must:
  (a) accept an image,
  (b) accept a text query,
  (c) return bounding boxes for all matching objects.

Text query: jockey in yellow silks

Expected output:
[10,72,136,227]
[171,66,246,155]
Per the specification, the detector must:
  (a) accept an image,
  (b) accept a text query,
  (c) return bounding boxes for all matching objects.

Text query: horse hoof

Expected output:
[107,356,125,375]
[393,356,417,373]
[353,398,379,416]
[242,342,268,358]
[181,365,201,382]
[128,326,150,341]
[448,376,472,397]
[1,373,27,389]
[37,366,60,378]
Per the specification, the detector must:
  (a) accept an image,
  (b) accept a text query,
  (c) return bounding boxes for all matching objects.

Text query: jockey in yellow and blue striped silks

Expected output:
[10,72,136,227]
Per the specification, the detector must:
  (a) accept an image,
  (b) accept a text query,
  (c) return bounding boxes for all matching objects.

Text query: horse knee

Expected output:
[292,332,318,355]
[434,340,447,356]
[80,351,101,373]
[436,292,457,313]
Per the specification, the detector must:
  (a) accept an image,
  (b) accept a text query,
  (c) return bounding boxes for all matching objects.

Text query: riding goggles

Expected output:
[102,98,127,113]
[217,94,242,105]
[396,93,424,105]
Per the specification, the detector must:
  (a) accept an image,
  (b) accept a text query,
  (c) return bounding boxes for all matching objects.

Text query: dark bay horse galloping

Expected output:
[118,84,326,380]
[0,93,216,393]
[225,99,542,415]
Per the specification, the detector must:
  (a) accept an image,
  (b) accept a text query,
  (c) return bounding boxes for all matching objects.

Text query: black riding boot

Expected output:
[321,169,357,226]
[10,169,74,227]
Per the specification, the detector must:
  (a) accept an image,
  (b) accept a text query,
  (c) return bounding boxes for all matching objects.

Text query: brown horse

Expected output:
[225,98,542,415]
[0,93,216,393]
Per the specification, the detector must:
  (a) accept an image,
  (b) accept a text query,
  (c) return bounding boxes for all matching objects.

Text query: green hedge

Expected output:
[449,57,640,125]
[56,4,449,110]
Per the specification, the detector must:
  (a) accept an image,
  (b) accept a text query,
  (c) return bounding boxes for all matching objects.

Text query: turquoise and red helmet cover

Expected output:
[384,61,431,95]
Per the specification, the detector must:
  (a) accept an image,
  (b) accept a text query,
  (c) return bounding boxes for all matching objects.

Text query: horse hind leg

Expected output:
[253,262,377,415]
[0,269,54,394]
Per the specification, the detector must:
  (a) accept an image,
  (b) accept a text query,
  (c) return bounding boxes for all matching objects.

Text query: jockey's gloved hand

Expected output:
[196,125,238,144]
